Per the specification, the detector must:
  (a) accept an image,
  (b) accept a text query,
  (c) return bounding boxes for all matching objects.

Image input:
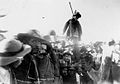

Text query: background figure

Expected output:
[87,40,116,84]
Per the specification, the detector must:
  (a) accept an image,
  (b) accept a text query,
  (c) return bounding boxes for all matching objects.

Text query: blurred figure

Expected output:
[14,30,62,84]
[0,38,31,84]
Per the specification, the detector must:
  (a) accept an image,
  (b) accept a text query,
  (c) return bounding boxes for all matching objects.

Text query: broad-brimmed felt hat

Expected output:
[0,39,31,66]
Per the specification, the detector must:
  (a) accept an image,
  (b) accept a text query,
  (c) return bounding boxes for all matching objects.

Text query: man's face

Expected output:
[39,44,47,54]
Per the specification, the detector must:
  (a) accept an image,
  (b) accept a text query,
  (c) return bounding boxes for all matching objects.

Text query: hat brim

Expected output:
[0,45,31,66]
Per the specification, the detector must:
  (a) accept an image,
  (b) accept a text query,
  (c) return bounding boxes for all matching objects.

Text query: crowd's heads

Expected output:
[49,30,56,36]
[80,46,87,51]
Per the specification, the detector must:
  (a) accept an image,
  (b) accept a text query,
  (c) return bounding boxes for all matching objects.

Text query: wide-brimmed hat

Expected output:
[0,39,31,66]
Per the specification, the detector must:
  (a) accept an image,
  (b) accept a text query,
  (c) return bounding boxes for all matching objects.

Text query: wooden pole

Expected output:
[69,2,74,15]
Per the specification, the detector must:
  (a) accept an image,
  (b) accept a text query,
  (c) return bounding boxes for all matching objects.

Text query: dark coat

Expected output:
[13,33,60,83]
[63,18,82,41]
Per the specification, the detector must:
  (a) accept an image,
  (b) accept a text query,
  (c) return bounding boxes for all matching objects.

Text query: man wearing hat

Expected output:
[0,38,31,84]
[14,31,62,84]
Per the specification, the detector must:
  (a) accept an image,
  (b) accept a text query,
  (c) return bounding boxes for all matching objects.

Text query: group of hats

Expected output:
[0,38,31,66]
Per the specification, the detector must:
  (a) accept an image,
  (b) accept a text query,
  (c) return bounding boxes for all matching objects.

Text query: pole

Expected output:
[69,2,74,15]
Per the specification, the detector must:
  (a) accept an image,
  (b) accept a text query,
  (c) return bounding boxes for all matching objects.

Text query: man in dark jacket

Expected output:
[13,32,61,84]
[0,38,31,84]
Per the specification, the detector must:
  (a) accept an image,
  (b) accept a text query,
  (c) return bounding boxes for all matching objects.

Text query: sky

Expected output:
[0,0,120,42]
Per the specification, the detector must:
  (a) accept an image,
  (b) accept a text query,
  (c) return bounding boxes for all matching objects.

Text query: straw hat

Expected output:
[0,39,31,66]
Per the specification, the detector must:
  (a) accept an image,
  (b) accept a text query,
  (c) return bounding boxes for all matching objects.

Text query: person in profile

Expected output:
[0,38,31,84]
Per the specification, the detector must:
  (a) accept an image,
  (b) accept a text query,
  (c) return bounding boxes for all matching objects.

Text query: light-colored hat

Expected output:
[0,39,31,66]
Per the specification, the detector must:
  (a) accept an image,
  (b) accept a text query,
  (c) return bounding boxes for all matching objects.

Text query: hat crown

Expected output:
[0,39,23,53]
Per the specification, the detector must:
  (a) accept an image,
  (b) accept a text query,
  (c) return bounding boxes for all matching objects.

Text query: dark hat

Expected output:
[108,40,115,46]
[0,39,31,66]
[73,12,81,19]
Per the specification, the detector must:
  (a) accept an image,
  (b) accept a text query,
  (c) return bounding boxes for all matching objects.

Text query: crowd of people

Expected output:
[0,9,120,84]
[0,29,120,84]
[0,30,62,84]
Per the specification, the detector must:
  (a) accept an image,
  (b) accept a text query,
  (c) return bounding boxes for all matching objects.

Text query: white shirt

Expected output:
[101,44,114,64]
[0,67,10,84]
[112,45,120,63]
